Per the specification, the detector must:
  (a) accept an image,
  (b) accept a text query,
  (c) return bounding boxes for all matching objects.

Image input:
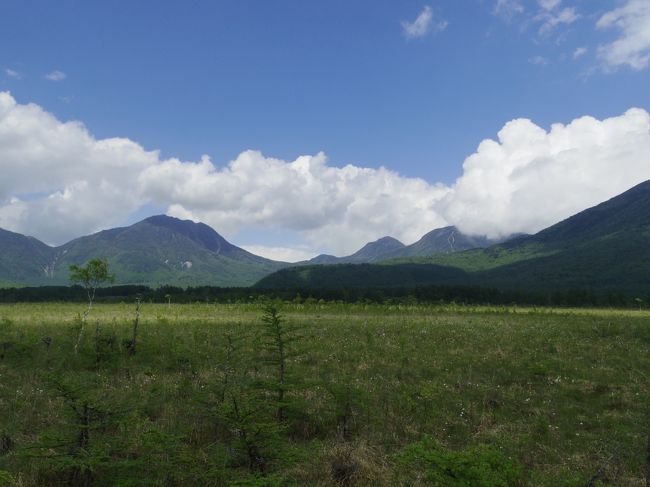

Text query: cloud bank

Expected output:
[1,91,649,258]
[441,108,650,238]
[139,151,450,254]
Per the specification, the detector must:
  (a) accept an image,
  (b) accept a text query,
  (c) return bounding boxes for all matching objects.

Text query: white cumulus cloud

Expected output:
[402,6,447,39]
[597,0,650,71]
[0,91,156,244]
[139,150,450,254]
[440,108,650,238]
[0,91,448,253]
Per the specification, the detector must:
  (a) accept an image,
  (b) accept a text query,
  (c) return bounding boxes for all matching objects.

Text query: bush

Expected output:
[396,436,523,486]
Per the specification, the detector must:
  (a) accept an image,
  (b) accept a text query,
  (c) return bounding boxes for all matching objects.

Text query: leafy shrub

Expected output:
[0,470,15,486]
[395,436,523,486]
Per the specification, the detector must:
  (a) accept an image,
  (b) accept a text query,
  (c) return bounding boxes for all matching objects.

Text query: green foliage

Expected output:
[0,470,14,486]
[259,304,306,423]
[69,259,115,353]
[256,263,467,289]
[0,283,640,307]
[69,258,115,295]
[26,375,129,485]
[260,304,289,421]
[216,390,285,473]
[396,437,523,486]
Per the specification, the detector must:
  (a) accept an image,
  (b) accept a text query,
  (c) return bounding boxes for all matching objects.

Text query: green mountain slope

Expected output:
[258,180,650,295]
[0,228,56,282]
[428,180,650,280]
[256,263,466,289]
[475,229,650,293]
[0,216,288,287]
[468,180,650,293]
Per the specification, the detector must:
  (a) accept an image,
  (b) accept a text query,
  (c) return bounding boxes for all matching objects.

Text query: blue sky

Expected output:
[1,0,650,260]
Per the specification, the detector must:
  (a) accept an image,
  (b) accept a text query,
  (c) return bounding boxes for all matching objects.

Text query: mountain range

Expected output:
[257,180,650,295]
[0,215,503,288]
[2,180,650,294]
[304,227,506,265]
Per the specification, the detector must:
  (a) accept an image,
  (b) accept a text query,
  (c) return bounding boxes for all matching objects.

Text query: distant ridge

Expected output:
[4,180,650,293]
[0,215,288,287]
[306,236,406,265]
[397,226,505,257]
[257,180,650,295]
[304,226,509,265]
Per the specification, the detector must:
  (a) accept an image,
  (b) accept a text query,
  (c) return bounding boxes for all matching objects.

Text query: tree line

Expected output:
[0,283,638,308]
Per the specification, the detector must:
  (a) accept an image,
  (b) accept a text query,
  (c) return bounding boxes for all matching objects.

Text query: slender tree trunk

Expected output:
[74,294,93,354]
[232,396,263,472]
[78,403,90,450]
[645,430,650,487]
[128,298,141,355]
[94,321,101,365]
[277,332,285,422]
[70,404,92,487]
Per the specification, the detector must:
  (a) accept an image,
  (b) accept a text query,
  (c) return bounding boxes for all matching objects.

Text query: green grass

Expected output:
[0,303,649,485]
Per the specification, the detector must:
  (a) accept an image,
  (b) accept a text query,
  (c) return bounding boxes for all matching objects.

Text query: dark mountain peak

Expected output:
[304,237,405,265]
[309,254,340,265]
[343,236,405,263]
[417,226,460,246]
[419,225,456,238]
[623,179,650,194]
[525,180,650,246]
[304,227,505,266]
[0,227,56,281]
[372,236,405,246]
[355,236,405,253]
[0,227,53,252]
[139,215,238,255]
[0,226,27,240]
[0,227,49,245]
[406,226,496,255]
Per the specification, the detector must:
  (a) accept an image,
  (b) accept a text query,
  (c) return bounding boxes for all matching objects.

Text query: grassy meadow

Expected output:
[0,302,649,486]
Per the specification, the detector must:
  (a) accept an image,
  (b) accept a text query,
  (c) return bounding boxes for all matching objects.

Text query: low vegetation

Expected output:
[0,302,649,485]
